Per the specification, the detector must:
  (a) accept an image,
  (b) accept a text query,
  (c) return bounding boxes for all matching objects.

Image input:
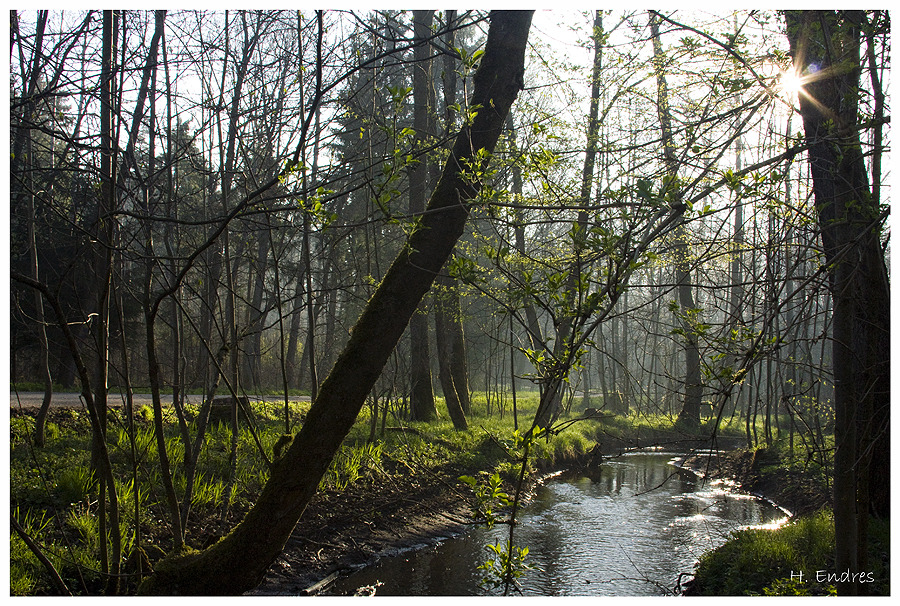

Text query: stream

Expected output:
[330,449,788,596]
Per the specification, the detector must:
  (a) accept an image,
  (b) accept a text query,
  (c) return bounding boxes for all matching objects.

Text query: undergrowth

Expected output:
[14,391,830,595]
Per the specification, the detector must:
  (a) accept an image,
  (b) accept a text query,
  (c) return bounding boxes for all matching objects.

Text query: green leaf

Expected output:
[459,475,477,487]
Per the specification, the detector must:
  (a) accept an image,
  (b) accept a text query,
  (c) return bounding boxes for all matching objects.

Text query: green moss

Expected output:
[136,546,202,595]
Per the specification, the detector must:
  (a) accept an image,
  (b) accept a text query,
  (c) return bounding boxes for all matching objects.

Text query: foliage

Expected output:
[55,465,95,505]
[9,507,52,595]
[478,540,532,592]
[320,442,385,491]
[459,472,511,528]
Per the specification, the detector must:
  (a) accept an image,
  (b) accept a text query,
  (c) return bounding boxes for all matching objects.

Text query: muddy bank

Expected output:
[247,464,476,595]
[675,447,830,518]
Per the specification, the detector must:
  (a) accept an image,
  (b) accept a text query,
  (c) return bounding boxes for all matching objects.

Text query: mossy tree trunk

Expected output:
[138,10,533,595]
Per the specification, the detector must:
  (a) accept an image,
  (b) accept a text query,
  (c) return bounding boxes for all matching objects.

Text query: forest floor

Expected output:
[11,404,477,596]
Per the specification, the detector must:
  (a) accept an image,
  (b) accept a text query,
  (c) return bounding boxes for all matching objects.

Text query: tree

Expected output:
[784,10,890,595]
[138,10,533,595]
[649,11,703,429]
[408,9,439,421]
[13,10,55,448]
[434,8,472,429]
[531,10,604,431]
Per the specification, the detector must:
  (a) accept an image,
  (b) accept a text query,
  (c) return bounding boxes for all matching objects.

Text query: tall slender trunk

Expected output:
[649,11,702,428]
[443,9,471,416]
[533,10,603,431]
[408,9,438,421]
[19,11,54,447]
[94,11,121,587]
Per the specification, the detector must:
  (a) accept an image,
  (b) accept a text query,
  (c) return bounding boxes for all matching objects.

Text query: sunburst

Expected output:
[778,68,805,96]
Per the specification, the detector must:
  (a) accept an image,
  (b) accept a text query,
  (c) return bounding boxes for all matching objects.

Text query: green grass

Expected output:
[691,510,889,596]
[692,510,836,595]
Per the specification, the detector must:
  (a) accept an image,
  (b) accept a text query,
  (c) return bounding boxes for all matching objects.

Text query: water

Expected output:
[331,451,788,596]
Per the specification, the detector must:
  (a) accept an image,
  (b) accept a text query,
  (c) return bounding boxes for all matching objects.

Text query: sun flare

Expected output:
[779,69,805,96]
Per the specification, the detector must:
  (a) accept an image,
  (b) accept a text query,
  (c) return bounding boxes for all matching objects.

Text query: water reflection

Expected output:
[331,452,787,596]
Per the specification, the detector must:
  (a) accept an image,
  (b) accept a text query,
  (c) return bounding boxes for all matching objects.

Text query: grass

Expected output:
[693,510,835,595]
[691,510,889,596]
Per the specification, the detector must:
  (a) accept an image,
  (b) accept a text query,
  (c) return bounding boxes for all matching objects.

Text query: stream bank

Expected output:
[248,451,594,595]
[676,446,830,517]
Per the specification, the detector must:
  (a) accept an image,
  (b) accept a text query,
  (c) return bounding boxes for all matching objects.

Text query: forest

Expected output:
[9,9,890,597]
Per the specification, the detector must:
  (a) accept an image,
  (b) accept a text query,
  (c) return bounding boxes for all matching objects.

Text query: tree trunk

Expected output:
[434,272,468,430]
[284,269,305,389]
[244,232,270,389]
[442,10,472,416]
[649,11,702,429]
[434,9,471,422]
[138,11,532,595]
[18,11,54,447]
[533,10,603,431]
[784,10,890,595]
[408,9,438,421]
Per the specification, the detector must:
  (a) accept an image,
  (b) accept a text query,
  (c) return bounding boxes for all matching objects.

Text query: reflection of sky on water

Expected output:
[332,451,787,596]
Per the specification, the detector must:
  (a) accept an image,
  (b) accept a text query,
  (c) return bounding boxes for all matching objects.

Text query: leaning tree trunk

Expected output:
[138,11,533,595]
